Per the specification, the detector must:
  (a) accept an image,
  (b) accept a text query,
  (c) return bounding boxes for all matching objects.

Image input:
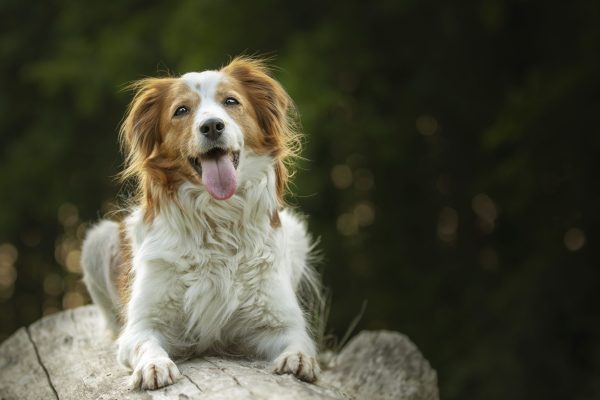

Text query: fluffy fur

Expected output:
[81,57,322,390]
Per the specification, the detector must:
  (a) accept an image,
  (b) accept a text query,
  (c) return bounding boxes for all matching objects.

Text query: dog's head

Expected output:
[120,57,298,209]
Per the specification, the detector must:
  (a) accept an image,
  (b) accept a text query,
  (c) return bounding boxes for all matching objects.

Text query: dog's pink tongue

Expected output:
[200,154,237,200]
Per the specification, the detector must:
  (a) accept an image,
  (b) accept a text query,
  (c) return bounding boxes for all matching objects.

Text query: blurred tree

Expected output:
[1,0,599,399]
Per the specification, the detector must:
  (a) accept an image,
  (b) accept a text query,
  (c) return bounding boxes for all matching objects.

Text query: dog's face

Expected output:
[120,58,296,205]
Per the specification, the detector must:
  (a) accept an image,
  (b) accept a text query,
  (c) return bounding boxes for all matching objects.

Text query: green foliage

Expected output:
[1,1,599,399]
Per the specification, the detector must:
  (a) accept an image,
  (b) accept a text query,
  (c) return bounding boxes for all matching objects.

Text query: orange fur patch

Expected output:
[270,210,282,228]
[221,57,300,203]
[120,79,202,221]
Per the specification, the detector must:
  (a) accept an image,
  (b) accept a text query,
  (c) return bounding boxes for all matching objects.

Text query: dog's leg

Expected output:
[255,210,321,382]
[270,328,320,383]
[81,220,121,335]
[116,262,182,390]
[249,281,320,382]
[117,327,181,390]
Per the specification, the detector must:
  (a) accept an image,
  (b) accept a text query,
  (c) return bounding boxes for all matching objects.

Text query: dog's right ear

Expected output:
[119,78,172,181]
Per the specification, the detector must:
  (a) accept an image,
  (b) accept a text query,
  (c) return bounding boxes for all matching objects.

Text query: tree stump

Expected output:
[0,306,439,399]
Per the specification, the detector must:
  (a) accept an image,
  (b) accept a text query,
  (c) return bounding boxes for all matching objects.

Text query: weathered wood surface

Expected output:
[0,306,439,400]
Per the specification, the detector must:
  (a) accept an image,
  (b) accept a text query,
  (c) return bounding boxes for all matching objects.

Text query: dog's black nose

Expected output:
[200,118,225,140]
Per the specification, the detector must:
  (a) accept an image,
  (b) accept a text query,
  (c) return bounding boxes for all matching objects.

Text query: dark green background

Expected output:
[1,1,599,399]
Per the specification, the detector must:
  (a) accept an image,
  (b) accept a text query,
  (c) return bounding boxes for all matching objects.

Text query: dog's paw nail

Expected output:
[131,358,181,390]
[273,351,320,383]
[129,368,143,390]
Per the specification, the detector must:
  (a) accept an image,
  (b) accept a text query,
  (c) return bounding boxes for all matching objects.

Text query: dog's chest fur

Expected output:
[125,162,288,354]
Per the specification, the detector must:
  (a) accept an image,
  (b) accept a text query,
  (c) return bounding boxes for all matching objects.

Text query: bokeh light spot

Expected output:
[43,306,60,316]
[0,264,17,289]
[337,213,358,236]
[65,250,82,273]
[354,202,375,227]
[437,207,459,244]
[416,114,439,136]
[331,164,353,189]
[0,243,18,301]
[58,203,79,227]
[63,291,85,309]
[0,243,18,265]
[472,193,498,234]
[564,228,585,252]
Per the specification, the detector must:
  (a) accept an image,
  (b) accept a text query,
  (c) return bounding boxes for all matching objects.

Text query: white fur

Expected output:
[81,71,321,390]
[81,220,121,334]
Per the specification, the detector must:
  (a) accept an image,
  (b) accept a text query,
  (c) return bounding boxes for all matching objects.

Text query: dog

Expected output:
[81,57,322,390]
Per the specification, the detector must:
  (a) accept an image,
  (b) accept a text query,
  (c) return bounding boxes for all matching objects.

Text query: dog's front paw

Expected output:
[273,351,320,383]
[130,357,182,390]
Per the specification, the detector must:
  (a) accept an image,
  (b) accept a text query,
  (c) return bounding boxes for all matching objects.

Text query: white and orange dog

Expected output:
[81,58,322,390]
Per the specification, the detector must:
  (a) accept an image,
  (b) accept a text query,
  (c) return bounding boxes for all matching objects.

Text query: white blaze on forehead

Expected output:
[180,70,234,130]
[181,70,225,101]
[180,70,245,199]
[180,70,237,135]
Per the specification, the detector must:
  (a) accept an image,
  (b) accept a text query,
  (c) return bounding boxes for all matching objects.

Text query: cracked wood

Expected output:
[0,306,439,399]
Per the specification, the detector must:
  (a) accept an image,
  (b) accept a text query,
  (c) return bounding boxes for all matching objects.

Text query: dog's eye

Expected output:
[174,106,189,117]
[223,97,239,106]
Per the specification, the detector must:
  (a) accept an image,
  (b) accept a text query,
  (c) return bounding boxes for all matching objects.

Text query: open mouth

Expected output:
[188,148,240,200]
[188,148,240,174]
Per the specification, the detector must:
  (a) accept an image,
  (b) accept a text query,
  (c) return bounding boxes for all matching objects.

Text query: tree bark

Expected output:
[0,306,439,399]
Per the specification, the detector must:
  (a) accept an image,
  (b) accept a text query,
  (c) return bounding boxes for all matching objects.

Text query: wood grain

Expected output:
[0,306,438,400]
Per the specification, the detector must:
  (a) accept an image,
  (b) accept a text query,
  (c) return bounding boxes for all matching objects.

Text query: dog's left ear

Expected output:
[222,57,299,203]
